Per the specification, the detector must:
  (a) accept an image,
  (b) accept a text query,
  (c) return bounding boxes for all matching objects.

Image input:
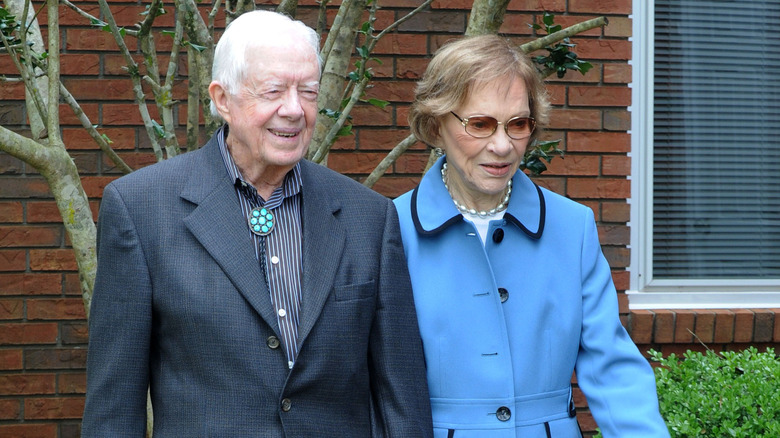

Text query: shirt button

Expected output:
[270,255,280,265]
[288,360,294,369]
[498,288,509,303]
[496,406,511,421]
[492,228,504,243]
[278,308,287,317]
[281,398,292,412]
[266,336,280,349]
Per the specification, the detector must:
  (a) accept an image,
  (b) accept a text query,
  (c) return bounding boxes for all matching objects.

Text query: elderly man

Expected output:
[82,10,432,437]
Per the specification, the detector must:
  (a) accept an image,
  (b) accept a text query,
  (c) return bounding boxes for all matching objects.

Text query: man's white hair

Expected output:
[209,10,321,118]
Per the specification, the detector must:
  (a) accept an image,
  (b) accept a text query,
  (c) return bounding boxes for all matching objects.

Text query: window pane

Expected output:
[653,1,780,278]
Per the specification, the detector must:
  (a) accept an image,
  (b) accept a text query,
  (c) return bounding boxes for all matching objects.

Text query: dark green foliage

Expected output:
[521,139,563,175]
[651,347,780,437]
[531,12,593,78]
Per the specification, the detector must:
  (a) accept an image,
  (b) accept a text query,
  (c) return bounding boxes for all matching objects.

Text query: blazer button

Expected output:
[267,336,280,349]
[281,398,292,412]
[496,406,511,421]
[492,228,504,243]
[569,398,576,417]
[498,288,509,303]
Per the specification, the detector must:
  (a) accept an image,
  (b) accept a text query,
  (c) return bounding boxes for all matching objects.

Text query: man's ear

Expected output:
[208,82,231,124]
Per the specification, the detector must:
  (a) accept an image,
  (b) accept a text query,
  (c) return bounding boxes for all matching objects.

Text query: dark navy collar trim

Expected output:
[411,180,546,240]
[505,183,545,240]
[411,184,462,236]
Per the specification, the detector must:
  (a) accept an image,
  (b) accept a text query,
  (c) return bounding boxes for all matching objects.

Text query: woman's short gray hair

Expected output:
[209,10,322,118]
[409,35,550,147]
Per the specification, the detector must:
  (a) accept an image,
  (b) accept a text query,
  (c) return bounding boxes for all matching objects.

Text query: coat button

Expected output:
[496,406,511,421]
[498,288,508,303]
[266,336,280,349]
[569,399,576,417]
[492,228,504,243]
[281,398,292,412]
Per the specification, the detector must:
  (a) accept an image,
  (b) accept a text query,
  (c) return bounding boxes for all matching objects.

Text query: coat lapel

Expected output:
[180,136,281,336]
[295,160,346,347]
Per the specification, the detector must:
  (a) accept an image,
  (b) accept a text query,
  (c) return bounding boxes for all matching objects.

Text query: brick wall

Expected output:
[2,0,777,437]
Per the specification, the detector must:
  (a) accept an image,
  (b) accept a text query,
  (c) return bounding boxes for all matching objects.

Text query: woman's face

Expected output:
[437,77,532,210]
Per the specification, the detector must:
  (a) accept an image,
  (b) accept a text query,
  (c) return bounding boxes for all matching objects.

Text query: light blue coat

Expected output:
[394,157,669,438]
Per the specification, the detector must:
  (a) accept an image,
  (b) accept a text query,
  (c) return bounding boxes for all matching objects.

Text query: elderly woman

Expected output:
[393,35,669,437]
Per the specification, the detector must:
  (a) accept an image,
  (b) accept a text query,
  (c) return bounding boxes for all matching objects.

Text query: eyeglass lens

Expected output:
[464,116,535,139]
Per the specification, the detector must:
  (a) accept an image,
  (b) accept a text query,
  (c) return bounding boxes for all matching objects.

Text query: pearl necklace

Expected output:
[441,163,512,218]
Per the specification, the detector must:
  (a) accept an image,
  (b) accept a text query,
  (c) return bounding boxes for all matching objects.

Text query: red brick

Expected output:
[80,176,116,198]
[62,127,138,151]
[59,103,99,126]
[693,310,715,344]
[0,423,58,437]
[549,109,602,130]
[0,249,26,271]
[674,309,696,343]
[0,323,58,345]
[357,129,421,151]
[507,0,567,13]
[603,63,631,84]
[499,13,536,36]
[601,155,630,176]
[62,321,90,345]
[24,397,85,420]
[733,309,755,343]
[601,246,629,268]
[545,155,600,176]
[772,308,780,342]
[570,0,631,15]
[350,105,393,127]
[597,225,629,246]
[604,109,631,131]
[373,34,428,55]
[59,372,87,394]
[61,78,136,101]
[29,249,78,272]
[573,38,631,61]
[371,176,420,198]
[603,16,632,38]
[628,310,653,344]
[60,54,100,75]
[65,28,137,51]
[0,348,23,370]
[567,178,629,199]
[64,274,84,297]
[328,152,386,175]
[0,202,23,222]
[569,85,631,107]
[566,131,631,153]
[0,374,56,395]
[0,226,62,247]
[1,178,51,199]
[653,309,675,344]
[753,308,774,343]
[612,271,628,293]
[601,201,629,223]
[395,58,430,80]
[0,298,23,320]
[27,299,87,320]
[0,399,21,420]
[710,309,734,343]
[367,80,417,103]
[24,348,88,370]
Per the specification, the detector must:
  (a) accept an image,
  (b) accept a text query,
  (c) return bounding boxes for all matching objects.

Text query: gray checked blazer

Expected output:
[81,132,433,437]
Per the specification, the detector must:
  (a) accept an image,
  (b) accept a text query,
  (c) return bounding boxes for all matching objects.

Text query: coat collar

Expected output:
[411,156,545,239]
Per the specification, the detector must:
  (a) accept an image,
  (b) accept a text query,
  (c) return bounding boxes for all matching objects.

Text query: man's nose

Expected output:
[279,89,304,118]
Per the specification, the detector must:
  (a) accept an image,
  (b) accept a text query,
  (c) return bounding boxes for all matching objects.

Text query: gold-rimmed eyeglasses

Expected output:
[450,111,536,140]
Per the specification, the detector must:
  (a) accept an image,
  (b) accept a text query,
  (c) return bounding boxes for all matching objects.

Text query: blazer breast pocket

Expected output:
[334,279,376,302]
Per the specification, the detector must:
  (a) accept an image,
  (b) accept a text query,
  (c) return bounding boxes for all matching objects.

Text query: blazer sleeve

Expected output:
[82,183,152,437]
[574,209,670,437]
[367,199,434,437]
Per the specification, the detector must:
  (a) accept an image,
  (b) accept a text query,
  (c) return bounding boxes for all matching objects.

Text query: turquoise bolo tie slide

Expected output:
[248,207,275,236]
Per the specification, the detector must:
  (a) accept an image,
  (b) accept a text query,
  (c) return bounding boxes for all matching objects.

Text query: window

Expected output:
[629,0,780,308]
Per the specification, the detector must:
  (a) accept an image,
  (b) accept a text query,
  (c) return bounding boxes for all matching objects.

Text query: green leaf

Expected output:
[151,120,165,139]
[356,46,369,59]
[90,18,108,27]
[336,124,354,137]
[365,98,389,109]
[183,42,207,52]
[161,30,175,37]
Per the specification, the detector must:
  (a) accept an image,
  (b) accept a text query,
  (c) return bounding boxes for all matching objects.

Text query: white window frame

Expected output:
[627,0,780,309]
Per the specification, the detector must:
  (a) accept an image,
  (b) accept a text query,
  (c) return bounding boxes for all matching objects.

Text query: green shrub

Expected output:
[652,347,780,437]
[593,347,780,437]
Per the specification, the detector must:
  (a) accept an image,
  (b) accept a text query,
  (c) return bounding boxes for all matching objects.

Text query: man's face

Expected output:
[214,38,320,178]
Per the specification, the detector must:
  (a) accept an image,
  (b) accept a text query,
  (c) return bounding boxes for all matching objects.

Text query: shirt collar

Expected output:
[410,156,545,239]
[216,124,303,206]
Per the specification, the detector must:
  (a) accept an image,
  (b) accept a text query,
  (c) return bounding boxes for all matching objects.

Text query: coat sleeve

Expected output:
[82,183,152,437]
[574,209,670,438]
[367,199,434,437]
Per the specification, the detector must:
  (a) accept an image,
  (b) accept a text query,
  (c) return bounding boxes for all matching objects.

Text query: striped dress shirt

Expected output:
[216,126,303,369]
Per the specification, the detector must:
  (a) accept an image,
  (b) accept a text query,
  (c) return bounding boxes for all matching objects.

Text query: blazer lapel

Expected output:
[180,136,281,336]
[296,160,346,347]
